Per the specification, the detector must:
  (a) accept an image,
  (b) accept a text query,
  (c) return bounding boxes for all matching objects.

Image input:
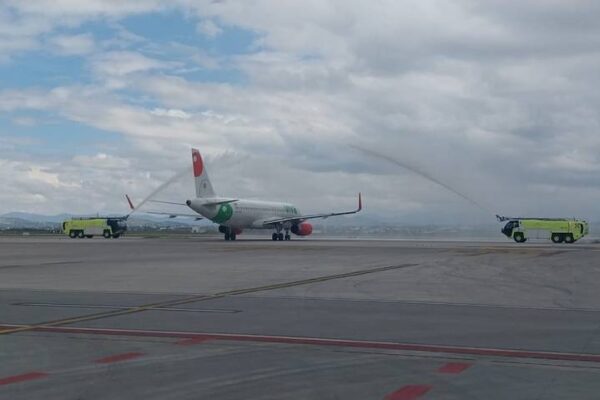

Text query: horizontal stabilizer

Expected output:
[201,199,238,207]
[146,211,203,220]
[149,200,188,206]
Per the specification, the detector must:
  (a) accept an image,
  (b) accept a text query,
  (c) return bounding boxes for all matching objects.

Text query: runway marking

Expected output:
[0,371,48,386]
[0,263,417,336]
[437,362,471,374]
[4,324,600,364]
[13,302,240,314]
[236,294,600,313]
[176,337,213,346]
[95,352,144,364]
[384,385,432,400]
[0,260,83,270]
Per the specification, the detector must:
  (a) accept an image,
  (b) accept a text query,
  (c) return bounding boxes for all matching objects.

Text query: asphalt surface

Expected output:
[2,236,600,399]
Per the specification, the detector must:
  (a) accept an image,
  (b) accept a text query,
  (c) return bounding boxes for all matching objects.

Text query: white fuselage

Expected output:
[187,198,301,230]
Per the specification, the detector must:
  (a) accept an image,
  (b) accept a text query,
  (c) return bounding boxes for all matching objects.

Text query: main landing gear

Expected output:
[224,230,236,241]
[224,232,237,240]
[219,226,237,241]
[272,226,291,241]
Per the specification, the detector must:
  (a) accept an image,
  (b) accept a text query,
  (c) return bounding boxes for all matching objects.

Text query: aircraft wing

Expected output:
[149,199,238,207]
[262,193,362,227]
[145,211,203,220]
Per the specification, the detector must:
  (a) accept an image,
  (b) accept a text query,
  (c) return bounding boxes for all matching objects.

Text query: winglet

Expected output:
[358,192,362,212]
[125,194,135,211]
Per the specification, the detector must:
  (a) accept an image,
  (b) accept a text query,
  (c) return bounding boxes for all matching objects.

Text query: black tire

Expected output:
[230,232,236,241]
[69,231,76,239]
[224,232,230,241]
[285,234,291,241]
[77,231,85,239]
[513,232,526,243]
[278,233,284,241]
[103,230,112,239]
[551,233,563,243]
[85,235,93,239]
[272,233,278,241]
[112,234,120,239]
[564,234,574,244]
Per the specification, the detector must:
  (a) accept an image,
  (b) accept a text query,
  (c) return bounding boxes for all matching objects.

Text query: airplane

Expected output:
[130,148,362,241]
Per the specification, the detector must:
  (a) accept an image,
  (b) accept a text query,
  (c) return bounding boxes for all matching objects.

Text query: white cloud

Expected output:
[48,33,95,55]
[90,51,175,77]
[196,19,223,38]
[151,108,192,119]
[5,0,167,18]
[27,166,80,189]
[72,153,131,169]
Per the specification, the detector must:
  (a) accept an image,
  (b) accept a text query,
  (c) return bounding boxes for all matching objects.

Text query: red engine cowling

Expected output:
[291,223,313,236]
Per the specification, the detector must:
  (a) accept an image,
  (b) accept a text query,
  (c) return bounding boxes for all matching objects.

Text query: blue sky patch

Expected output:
[0,8,258,161]
[1,112,124,160]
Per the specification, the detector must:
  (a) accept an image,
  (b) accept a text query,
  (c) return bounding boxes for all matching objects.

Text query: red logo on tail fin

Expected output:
[192,149,204,177]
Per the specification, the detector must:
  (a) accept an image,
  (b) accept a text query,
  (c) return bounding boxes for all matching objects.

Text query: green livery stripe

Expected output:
[212,203,234,224]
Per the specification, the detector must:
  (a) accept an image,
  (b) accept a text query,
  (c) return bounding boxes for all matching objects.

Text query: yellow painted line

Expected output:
[0,263,417,336]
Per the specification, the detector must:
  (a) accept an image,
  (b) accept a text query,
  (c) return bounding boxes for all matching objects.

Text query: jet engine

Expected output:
[291,222,313,236]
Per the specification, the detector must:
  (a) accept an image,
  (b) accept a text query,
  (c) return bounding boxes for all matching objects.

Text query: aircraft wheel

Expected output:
[278,233,284,241]
[285,234,291,241]
[513,232,526,243]
[272,233,278,241]
[112,234,120,239]
[564,234,574,244]
[103,230,112,239]
[77,231,85,239]
[551,233,563,243]
[224,232,231,241]
[69,231,76,239]
[230,232,236,241]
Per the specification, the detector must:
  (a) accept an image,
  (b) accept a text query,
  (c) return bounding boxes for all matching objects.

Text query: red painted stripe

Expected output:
[438,362,471,374]
[2,324,600,363]
[385,385,432,400]
[176,337,213,346]
[95,352,143,364]
[0,372,48,386]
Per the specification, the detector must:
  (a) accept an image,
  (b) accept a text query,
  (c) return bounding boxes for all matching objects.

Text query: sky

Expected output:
[1,0,600,224]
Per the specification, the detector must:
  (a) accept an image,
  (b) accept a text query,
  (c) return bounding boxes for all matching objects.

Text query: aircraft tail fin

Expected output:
[192,148,216,198]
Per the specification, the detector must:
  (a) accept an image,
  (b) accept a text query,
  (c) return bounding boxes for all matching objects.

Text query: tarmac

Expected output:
[2,236,600,399]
